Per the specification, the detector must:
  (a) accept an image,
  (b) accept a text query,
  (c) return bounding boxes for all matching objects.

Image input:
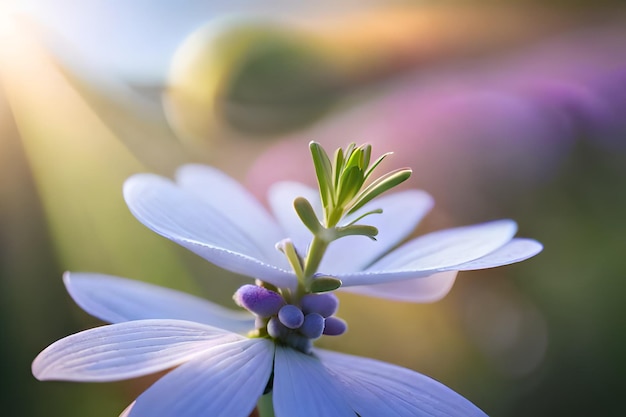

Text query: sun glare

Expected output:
[0,0,31,39]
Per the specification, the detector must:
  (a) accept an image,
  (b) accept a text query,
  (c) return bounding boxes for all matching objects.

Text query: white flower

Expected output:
[33,272,490,417]
[123,164,542,302]
[33,162,542,416]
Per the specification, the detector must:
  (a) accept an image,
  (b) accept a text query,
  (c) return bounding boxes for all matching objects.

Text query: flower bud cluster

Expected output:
[233,284,347,353]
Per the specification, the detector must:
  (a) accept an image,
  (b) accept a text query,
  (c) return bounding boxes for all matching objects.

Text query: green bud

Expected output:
[334,224,379,240]
[293,197,323,235]
[275,239,304,279]
[348,168,412,215]
[309,276,342,293]
[309,141,335,208]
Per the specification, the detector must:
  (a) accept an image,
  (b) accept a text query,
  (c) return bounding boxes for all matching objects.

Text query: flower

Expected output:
[33,272,490,417]
[122,162,542,302]
[33,143,542,416]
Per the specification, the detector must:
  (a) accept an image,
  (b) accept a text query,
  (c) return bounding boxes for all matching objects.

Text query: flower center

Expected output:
[233,283,346,354]
[230,142,411,353]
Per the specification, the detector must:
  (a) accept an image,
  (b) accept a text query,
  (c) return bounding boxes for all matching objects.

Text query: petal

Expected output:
[273,345,355,417]
[176,164,284,247]
[453,238,543,271]
[341,271,457,303]
[64,272,255,333]
[369,220,518,271]
[321,190,434,273]
[129,339,274,417]
[124,174,296,289]
[267,181,320,253]
[317,349,488,417]
[32,319,241,382]
[337,220,519,286]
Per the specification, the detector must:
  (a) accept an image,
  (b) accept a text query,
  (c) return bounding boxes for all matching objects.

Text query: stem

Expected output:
[326,207,344,228]
[302,234,330,285]
[256,393,275,417]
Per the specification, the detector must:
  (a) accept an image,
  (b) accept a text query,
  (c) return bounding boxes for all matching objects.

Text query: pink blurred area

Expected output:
[246,23,626,217]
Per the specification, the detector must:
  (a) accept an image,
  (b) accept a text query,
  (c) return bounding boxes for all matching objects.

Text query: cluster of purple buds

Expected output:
[233,284,347,354]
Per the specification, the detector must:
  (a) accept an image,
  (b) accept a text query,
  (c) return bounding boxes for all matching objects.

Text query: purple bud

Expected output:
[300,293,339,317]
[278,305,305,329]
[267,317,288,339]
[233,284,285,317]
[323,317,347,336]
[299,313,325,339]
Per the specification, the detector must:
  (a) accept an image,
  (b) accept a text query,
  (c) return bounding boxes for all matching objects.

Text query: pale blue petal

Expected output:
[341,271,457,303]
[317,349,488,417]
[369,220,517,271]
[273,345,355,417]
[176,164,285,249]
[64,272,254,333]
[124,174,296,289]
[321,190,434,273]
[336,220,519,286]
[32,319,241,382]
[453,238,543,271]
[129,339,274,417]
[267,181,320,254]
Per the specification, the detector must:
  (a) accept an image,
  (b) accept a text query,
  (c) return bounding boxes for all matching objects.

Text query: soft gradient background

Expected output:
[1,1,625,416]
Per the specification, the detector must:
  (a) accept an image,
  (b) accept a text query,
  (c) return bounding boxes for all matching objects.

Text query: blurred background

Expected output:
[1,0,625,416]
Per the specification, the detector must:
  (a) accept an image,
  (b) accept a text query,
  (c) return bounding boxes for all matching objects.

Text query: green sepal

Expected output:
[334,224,379,240]
[309,276,342,293]
[360,144,372,170]
[336,165,363,207]
[363,152,392,181]
[344,208,383,227]
[309,141,334,208]
[348,168,412,215]
[275,239,304,279]
[344,144,363,169]
[333,147,344,189]
[293,197,323,235]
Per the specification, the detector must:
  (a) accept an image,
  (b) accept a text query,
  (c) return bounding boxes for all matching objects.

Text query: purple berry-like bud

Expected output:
[278,305,305,329]
[267,316,289,339]
[300,293,339,317]
[233,285,285,317]
[323,316,347,336]
[299,313,325,339]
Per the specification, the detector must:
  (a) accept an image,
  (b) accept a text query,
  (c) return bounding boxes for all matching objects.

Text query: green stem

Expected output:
[302,234,330,286]
[256,393,275,417]
[326,207,344,229]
